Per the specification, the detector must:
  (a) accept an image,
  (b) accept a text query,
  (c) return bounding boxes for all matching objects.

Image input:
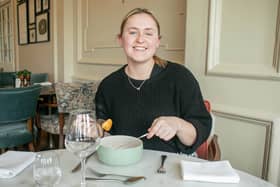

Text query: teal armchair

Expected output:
[0,85,41,151]
[31,73,48,84]
[0,72,16,87]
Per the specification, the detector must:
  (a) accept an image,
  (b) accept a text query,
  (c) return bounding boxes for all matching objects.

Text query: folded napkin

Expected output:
[34,82,52,86]
[180,160,240,183]
[0,151,36,179]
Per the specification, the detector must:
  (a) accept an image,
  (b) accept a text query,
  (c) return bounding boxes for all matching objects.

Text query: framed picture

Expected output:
[28,0,35,24]
[36,0,41,13]
[17,1,28,45]
[42,0,49,11]
[36,12,49,42]
[29,28,36,43]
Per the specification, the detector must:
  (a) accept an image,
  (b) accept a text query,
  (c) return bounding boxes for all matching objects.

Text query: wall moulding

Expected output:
[212,105,272,180]
[206,0,280,80]
[76,0,186,65]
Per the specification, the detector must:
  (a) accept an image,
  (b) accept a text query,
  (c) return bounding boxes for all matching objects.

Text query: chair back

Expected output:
[196,100,221,161]
[0,85,41,123]
[55,81,100,113]
[0,72,16,87]
[31,73,48,84]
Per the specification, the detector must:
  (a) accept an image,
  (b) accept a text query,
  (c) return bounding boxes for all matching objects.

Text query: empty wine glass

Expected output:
[33,152,62,187]
[64,109,102,187]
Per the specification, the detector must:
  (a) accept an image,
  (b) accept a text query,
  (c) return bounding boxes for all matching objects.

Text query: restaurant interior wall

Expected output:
[186,0,280,186]
[15,0,54,82]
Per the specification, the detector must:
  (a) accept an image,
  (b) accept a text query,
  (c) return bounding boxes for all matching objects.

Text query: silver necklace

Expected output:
[127,76,147,91]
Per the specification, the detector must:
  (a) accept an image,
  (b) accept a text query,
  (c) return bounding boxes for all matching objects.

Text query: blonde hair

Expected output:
[119,8,167,68]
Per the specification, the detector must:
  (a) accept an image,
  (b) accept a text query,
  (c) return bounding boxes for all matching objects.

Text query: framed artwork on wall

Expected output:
[36,0,41,13]
[36,12,49,42]
[17,0,50,44]
[28,23,36,43]
[17,1,28,45]
[42,0,49,11]
[28,0,35,24]
[29,28,36,43]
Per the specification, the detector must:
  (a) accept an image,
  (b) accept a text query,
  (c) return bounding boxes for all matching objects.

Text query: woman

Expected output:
[95,8,212,154]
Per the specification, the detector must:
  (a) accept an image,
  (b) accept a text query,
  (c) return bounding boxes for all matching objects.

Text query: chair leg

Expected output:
[28,142,35,152]
[0,149,6,154]
[58,113,65,149]
[27,118,36,151]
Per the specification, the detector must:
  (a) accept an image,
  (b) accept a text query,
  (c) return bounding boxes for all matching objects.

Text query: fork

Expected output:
[157,155,167,173]
[87,167,139,178]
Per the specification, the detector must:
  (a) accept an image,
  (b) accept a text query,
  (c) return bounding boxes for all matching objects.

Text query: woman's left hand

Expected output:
[147,116,181,141]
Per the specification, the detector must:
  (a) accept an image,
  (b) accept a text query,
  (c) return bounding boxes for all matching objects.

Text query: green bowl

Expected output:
[97,135,143,166]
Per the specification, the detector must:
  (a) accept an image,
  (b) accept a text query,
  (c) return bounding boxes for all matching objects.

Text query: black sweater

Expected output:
[95,61,212,154]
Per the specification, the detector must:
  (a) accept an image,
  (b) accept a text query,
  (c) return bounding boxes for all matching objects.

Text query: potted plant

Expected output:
[16,69,31,87]
[23,69,31,86]
[16,70,24,87]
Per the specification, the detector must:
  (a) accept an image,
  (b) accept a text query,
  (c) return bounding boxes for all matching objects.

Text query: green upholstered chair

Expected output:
[0,85,41,151]
[0,72,16,87]
[31,73,48,84]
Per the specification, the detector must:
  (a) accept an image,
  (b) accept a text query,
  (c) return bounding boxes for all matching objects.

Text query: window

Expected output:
[0,1,14,67]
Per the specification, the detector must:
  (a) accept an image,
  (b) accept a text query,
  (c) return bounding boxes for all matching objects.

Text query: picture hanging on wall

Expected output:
[36,12,49,42]
[28,23,36,43]
[42,0,49,11]
[29,28,36,43]
[28,0,35,24]
[36,0,41,13]
[17,1,28,45]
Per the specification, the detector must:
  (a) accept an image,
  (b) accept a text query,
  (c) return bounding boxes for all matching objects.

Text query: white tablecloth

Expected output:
[0,149,276,187]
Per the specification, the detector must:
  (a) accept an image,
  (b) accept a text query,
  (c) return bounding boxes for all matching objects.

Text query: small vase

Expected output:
[19,75,25,87]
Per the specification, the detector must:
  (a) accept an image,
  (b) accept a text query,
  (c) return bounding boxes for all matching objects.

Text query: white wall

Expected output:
[186,0,280,185]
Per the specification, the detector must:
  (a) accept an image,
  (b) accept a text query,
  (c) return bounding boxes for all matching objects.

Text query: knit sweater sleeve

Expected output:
[174,69,212,154]
[95,81,109,121]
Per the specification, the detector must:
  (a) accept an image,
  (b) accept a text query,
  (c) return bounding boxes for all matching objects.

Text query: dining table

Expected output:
[0,149,276,187]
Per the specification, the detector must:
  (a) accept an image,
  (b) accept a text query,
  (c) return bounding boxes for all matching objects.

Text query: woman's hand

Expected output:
[147,116,181,141]
[147,116,197,146]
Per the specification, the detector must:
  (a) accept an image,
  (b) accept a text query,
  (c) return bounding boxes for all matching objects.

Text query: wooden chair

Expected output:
[0,85,41,152]
[196,100,221,160]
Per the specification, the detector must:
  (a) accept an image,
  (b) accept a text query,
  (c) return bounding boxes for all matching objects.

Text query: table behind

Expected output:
[0,149,276,187]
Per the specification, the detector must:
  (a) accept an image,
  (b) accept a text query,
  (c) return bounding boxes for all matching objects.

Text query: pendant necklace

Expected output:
[127,76,147,91]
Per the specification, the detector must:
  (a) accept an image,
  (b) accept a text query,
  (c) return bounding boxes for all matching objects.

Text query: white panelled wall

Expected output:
[186,0,280,186]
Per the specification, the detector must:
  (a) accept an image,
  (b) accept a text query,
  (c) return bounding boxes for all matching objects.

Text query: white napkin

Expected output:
[0,151,35,178]
[34,82,52,86]
[180,160,240,183]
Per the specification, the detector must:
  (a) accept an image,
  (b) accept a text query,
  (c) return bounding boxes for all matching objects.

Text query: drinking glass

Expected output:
[64,109,102,187]
[33,152,62,187]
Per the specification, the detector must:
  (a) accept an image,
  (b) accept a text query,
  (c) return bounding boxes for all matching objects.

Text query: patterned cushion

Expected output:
[55,81,100,113]
[40,114,68,135]
[40,81,100,135]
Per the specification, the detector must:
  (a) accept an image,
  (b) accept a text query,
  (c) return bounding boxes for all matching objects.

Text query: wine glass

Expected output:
[64,109,102,187]
[33,152,62,187]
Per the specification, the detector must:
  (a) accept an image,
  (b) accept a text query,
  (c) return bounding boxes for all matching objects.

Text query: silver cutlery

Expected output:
[87,168,143,179]
[137,133,148,139]
[157,155,167,173]
[86,176,146,184]
[117,133,148,149]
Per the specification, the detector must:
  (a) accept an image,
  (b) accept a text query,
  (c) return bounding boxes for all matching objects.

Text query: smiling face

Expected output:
[118,13,161,64]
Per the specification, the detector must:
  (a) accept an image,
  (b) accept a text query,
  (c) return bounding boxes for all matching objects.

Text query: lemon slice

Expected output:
[102,118,112,131]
